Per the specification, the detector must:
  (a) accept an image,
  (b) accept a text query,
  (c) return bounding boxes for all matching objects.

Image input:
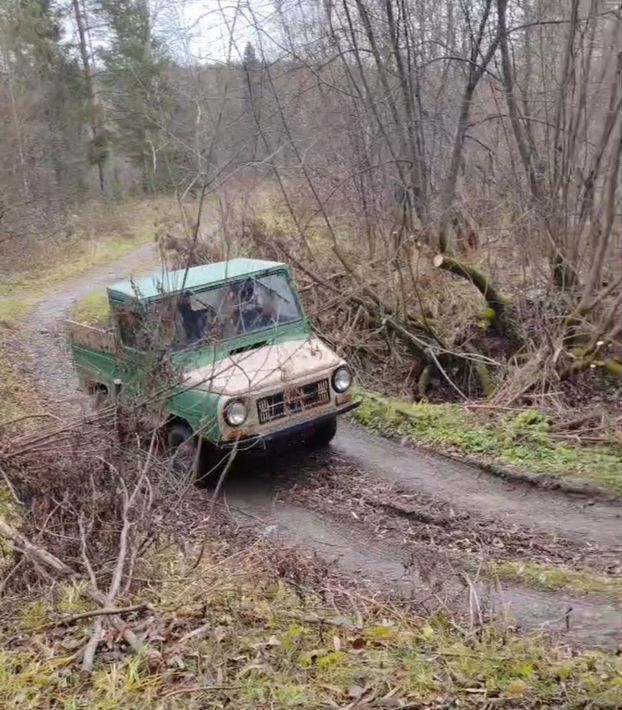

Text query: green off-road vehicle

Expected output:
[65,258,356,462]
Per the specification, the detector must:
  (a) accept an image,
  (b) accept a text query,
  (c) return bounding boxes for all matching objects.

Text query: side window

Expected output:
[116,305,144,349]
[147,296,183,349]
[116,298,182,350]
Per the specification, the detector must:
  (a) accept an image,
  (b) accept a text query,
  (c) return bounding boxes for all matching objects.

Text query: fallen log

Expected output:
[0,517,73,578]
[559,353,622,381]
[433,254,521,357]
[433,254,507,323]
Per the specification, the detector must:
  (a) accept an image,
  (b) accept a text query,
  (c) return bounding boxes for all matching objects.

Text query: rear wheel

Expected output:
[307,417,337,447]
[88,383,109,411]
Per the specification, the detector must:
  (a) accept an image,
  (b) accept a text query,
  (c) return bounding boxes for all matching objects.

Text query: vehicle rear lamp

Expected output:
[224,399,248,426]
[332,366,352,393]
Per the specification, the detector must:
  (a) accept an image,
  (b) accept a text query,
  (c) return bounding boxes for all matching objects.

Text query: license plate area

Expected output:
[257,378,330,424]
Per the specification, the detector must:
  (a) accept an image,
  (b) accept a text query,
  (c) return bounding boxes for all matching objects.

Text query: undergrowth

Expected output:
[0,541,620,709]
[354,391,622,495]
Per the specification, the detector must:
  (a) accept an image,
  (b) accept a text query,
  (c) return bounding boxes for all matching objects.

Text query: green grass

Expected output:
[0,348,24,424]
[0,543,620,708]
[353,391,622,495]
[69,292,111,326]
[0,299,32,329]
[488,561,622,598]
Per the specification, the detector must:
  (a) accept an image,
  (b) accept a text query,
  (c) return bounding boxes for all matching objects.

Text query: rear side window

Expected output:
[116,305,145,349]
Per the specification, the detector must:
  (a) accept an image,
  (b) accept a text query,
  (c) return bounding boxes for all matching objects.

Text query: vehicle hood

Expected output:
[183,336,342,396]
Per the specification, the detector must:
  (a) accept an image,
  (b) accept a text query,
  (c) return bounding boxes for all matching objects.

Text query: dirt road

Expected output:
[21,242,159,414]
[17,246,622,648]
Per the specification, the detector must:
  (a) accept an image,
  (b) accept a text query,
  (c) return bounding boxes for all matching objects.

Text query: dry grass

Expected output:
[0,194,179,424]
[0,353,24,424]
[0,196,172,297]
[69,292,111,327]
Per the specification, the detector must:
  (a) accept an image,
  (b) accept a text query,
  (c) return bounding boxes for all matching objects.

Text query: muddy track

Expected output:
[15,246,622,648]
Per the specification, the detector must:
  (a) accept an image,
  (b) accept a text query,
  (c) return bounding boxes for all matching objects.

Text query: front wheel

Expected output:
[307,417,337,447]
[165,422,221,482]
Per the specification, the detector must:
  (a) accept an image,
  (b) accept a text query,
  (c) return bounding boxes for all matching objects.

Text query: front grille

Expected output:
[257,378,330,424]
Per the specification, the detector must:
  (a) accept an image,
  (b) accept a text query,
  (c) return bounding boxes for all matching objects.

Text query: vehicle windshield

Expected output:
[122,272,300,351]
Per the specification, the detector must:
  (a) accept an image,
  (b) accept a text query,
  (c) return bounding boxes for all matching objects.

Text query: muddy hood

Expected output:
[183,336,342,396]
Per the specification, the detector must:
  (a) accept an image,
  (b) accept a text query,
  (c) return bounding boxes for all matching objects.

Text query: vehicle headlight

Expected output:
[224,399,248,426]
[332,366,352,393]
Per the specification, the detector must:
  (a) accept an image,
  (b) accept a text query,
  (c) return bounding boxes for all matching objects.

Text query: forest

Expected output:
[0,0,621,706]
[3,0,621,402]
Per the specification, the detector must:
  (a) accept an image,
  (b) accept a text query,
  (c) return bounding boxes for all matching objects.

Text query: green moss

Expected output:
[353,391,622,495]
[604,359,622,377]
[488,561,621,598]
[478,306,496,330]
[70,292,110,326]
[354,391,497,454]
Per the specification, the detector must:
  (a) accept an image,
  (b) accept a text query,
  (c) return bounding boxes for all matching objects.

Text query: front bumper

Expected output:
[218,402,358,449]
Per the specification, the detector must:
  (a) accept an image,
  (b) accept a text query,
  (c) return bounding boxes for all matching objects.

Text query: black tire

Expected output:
[166,422,196,471]
[308,417,337,447]
[165,422,222,483]
[90,383,109,411]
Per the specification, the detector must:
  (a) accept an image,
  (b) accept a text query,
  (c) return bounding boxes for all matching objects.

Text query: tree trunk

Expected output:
[2,43,30,198]
[72,0,105,191]
[437,0,500,254]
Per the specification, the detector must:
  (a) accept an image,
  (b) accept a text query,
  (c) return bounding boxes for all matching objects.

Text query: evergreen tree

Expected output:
[0,0,88,199]
[98,0,170,192]
[242,41,258,70]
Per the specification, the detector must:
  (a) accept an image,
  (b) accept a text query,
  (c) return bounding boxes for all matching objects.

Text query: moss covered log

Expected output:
[433,254,507,322]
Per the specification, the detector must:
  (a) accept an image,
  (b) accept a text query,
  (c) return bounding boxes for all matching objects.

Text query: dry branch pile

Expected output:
[0,410,197,671]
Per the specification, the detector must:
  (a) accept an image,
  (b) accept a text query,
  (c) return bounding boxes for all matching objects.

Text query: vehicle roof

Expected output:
[107,258,286,301]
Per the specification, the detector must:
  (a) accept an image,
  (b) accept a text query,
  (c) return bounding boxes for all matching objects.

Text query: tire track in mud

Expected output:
[14,245,622,648]
[214,448,621,649]
[332,424,622,549]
